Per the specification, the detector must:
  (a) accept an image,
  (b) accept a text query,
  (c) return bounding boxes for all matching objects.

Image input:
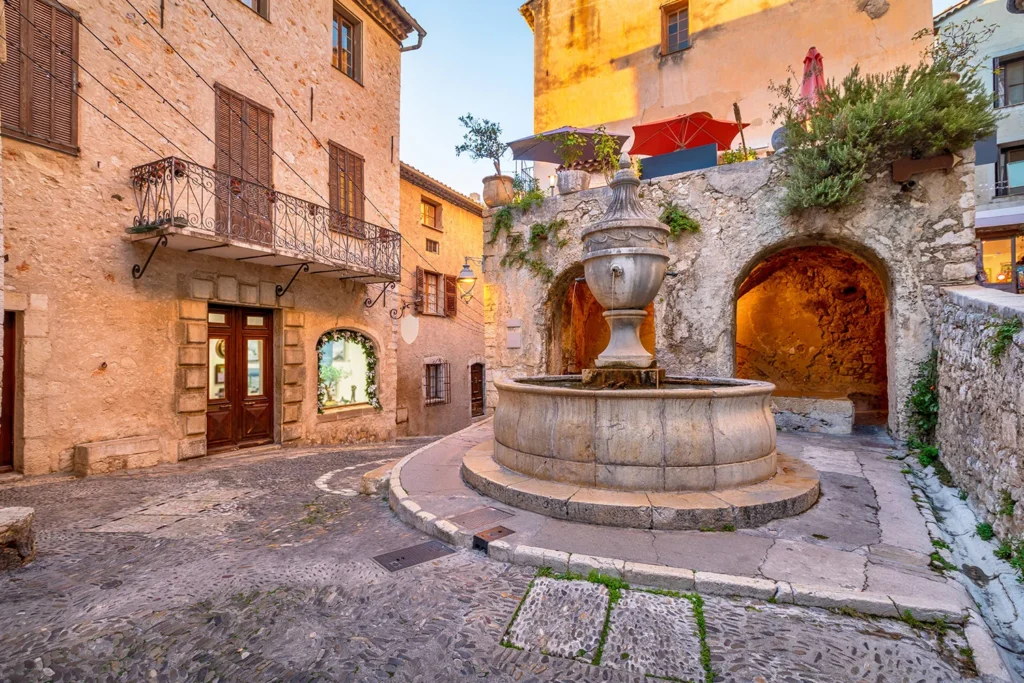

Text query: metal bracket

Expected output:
[132,235,168,280]
[364,281,397,316]
[276,263,310,297]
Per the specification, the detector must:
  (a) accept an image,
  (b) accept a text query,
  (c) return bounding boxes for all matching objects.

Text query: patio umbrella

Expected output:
[628,113,748,156]
[507,126,630,165]
[800,47,827,115]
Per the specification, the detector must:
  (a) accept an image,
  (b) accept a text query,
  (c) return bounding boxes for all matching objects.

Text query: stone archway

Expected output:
[735,245,889,426]
[547,264,655,375]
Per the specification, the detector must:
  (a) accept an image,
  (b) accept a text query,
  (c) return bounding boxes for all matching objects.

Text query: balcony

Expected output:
[129,157,401,283]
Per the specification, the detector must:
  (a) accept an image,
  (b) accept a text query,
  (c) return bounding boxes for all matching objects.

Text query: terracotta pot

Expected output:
[557,169,591,195]
[482,175,514,208]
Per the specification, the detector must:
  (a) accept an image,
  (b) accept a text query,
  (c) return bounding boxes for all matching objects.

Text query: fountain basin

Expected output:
[493,375,778,492]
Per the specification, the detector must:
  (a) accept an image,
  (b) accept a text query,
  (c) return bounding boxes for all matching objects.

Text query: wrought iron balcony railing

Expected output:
[129,157,401,281]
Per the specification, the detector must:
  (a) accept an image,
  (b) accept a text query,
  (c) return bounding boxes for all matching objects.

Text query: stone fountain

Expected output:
[462,156,820,530]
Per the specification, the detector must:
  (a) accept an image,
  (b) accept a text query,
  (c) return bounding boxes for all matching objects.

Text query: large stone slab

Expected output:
[506,578,608,660]
[74,436,163,476]
[0,507,35,570]
[772,396,854,435]
[602,590,704,680]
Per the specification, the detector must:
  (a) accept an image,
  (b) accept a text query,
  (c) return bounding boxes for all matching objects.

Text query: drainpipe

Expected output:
[386,0,426,52]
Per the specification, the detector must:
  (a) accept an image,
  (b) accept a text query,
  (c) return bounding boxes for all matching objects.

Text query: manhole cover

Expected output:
[472,525,515,551]
[447,506,514,530]
[372,540,455,572]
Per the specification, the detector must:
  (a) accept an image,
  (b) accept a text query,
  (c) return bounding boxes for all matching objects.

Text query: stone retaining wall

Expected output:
[937,286,1024,537]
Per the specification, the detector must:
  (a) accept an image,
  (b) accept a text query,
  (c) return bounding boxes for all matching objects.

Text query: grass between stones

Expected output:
[520,568,715,683]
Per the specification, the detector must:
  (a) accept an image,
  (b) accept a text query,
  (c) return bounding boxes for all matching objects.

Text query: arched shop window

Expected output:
[316,330,381,412]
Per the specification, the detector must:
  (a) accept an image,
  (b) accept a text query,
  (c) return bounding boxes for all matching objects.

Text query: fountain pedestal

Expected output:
[581,366,666,389]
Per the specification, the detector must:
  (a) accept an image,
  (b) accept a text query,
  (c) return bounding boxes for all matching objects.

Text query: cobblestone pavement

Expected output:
[0,441,979,682]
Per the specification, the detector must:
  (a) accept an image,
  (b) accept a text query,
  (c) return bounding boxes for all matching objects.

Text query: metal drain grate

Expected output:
[372,540,455,572]
[447,506,514,530]
[472,525,516,552]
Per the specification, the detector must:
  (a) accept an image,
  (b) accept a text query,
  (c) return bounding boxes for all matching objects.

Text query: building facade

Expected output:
[519,0,933,181]
[938,0,1024,294]
[395,163,486,437]
[0,0,424,476]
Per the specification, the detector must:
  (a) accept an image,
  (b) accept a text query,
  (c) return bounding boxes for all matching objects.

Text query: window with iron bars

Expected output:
[425,362,451,406]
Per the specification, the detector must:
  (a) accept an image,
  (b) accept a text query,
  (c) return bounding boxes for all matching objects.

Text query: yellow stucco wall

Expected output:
[527,0,934,149]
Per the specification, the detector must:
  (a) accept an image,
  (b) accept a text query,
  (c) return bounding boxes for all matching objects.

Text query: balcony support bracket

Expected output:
[276,263,310,297]
[132,235,169,280]
[364,282,399,319]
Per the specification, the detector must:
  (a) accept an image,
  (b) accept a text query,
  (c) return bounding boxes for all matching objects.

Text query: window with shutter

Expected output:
[414,267,425,314]
[0,0,79,154]
[444,274,458,318]
[215,85,272,187]
[328,141,365,235]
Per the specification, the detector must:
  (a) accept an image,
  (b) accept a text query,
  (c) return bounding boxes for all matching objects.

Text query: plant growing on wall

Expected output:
[916,19,997,79]
[769,31,1000,214]
[316,330,380,413]
[543,129,588,168]
[720,148,758,165]
[906,351,939,446]
[498,219,568,283]
[592,126,624,179]
[659,202,701,237]
[455,114,510,177]
[488,177,547,246]
[985,317,1022,364]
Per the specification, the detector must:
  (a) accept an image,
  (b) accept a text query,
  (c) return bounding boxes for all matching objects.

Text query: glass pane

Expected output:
[982,238,1013,285]
[208,312,226,324]
[332,18,339,68]
[247,340,264,396]
[1010,84,1024,107]
[319,339,369,407]
[1007,159,1024,189]
[246,316,264,327]
[209,338,227,400]
[1007,61,1024,87]
[1018,237,1024,293]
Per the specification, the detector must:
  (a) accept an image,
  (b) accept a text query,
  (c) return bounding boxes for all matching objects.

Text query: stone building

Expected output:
[482,156,978,438]
[519,0,934,182]
[395,163,486,437]
[0,0,425,476]
[937,0,1024,295]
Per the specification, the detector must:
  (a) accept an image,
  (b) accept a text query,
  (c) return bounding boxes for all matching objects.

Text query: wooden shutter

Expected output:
[414,267,424,313]
[0,0,22,133]
[215,86,271,187]
[444,274,457,318]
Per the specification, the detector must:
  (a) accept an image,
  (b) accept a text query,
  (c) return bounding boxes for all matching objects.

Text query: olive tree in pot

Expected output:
[455,114,512,208]
[544,129,590,194]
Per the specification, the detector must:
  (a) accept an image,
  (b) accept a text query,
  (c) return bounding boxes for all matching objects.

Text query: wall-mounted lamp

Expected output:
[458,256,484,303]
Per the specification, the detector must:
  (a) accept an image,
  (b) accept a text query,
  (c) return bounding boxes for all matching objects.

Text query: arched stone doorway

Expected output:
[547,264,656,375]
[735,246,889,426]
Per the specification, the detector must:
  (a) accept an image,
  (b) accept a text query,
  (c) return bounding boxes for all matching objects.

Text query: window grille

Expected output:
[425,362,451,406]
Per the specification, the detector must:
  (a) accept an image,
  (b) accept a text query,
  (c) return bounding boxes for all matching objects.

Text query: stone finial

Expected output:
[619,152,631,170]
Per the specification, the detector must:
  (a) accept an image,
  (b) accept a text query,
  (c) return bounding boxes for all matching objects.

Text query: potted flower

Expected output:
[455,114,512,208]
[545,128,590,194]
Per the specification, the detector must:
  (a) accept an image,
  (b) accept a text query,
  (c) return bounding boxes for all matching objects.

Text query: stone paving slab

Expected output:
[603,590,704,681]
[506,577,609,660]
[88,514,184,533]
[704,595,970,682]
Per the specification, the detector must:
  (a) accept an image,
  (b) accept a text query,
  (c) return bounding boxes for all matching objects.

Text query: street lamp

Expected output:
[457,256,484,303]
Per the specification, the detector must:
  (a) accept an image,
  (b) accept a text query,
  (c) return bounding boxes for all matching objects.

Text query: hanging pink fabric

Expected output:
[800,47,827,116]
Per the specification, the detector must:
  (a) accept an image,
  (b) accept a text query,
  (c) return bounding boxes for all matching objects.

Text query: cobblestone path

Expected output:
[0,442,978,682]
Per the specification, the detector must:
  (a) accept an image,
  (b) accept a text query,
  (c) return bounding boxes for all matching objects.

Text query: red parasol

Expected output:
[628,112,749,156]
[800,47,827,115]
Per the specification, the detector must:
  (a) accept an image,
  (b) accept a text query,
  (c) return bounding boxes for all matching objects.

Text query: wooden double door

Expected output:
[207,306,275,453]
[471,363,485,418]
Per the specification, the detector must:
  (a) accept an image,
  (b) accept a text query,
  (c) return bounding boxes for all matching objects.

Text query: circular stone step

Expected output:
[461,441,820,530]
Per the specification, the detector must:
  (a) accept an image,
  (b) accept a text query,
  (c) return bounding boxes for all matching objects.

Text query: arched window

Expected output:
[316,330,381,412]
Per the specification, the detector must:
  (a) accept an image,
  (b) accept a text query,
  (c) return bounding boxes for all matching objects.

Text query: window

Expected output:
[329,141,365,234]
[996,56,1024,108]
[662,2,689,56]
[426,238,440,254]
[425,362,451,406]
[318,334,371,409]
[421,198,441,230]
[997,145,1024,196]
[238,0,269,19]
[0,0,79,154]
[978,234,1024,294]
[415,267,458,317]
[215,85,273,187]
[333,5,362,82]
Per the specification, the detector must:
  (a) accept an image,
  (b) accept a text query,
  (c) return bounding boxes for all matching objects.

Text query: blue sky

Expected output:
[399,0,964,197]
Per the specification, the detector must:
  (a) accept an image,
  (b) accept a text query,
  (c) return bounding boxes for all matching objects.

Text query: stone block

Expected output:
[788,585,900,618]
[283,347,304,366]
[964,613,1013,682]
[22,338,51,376]
[74,436,161,476]
[771,396,853,435]
[649,491,736,530]
[28,293,47,311]
[283,366,305,386]
[694,571,777,599]
[178,345,205,366]
[279,291,295,309]
[184,415,206,436]
[21,310,47,338]
[567,553,625,579]
[4,292,27,311]
[191,278,214,300]
[414,510,438,533]
[433,519,471,548]
[284,310,304,328]
[506,578,608,660]
[0,507,36,570]
[284,329,301,347]
[259,281,278,307]
[20,399,47,439]
[240,284,259,304]
[177,438,206,461]
[179,299,207,321]
[185,323,208,344]
[282,403,300,424]
[282,385,303,403]
[513,545,570,573]
[282,423,302,442]
[397,499,421,526]
[216,276,238,302]
[177,392,206,414]
[566,488,653,528]
[488,539,514,563]
[183,367,205,390]
[623,561,696,591]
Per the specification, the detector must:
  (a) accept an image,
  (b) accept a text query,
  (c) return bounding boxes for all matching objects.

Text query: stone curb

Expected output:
[391,420,969,625]
[963,610,1013,683]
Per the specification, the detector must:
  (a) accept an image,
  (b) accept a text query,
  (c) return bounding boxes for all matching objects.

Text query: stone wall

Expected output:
[482,155,978,437]
[937,286,1024,537]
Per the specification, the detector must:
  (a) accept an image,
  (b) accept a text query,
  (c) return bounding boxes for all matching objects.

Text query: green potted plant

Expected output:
[544,128,591,195]
[455,114,512,208]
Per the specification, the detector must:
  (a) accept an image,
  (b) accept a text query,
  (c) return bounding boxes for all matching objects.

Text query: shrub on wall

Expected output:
[906,351,939,446]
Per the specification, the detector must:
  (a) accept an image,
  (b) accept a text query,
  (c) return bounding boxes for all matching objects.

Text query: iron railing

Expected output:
[129,157,401,280]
